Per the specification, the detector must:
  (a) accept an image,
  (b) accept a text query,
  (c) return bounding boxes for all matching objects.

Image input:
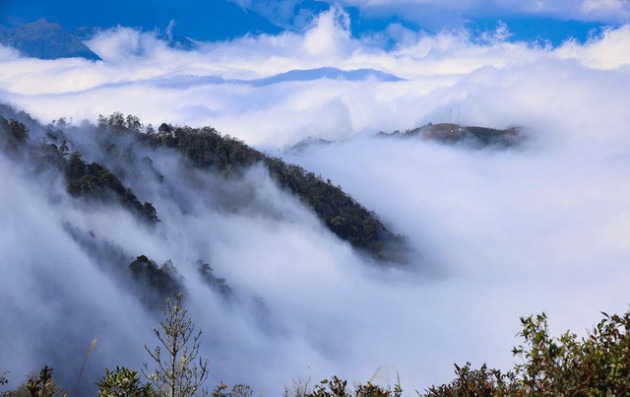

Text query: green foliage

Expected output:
[306,377,401,397]
[197,261,232,297]
[263,158,398,256]
[65,152,159,223]
[211,383,228,397]
[263,159,408,262]
[228,384,253,397]
[8,120,28,144]
[106,112,125,128]
[397,123,523,148]
[0,370,8,387]
[144,293,209,397]
[79,112,409,262]
[143,202,159,223]
[307,311,630,397]
[423,363,522,397]
[97,366,156,397]
[210,383,252,397]
[307,377,349,397]
[126,115,142,132]
[0,116,28,151]
[129,255,184,307]
[153,125,261,173]
[97,112,143,132]
[511,311,630,396]
[423,310,630,396]
[144,123,408,262]
[58,140,69,158]
[465,126,522,147]
[23,366,66,397]
[52,118,69,129]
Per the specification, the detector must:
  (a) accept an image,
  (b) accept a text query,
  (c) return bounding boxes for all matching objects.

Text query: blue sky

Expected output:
[2,0,628,45]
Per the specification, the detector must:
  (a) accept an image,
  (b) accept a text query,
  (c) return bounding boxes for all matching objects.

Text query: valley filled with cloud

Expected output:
[1,1,630,395]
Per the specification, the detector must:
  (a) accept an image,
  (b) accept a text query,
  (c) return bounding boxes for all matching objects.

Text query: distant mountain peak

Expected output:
[0,18,101,60]
[1,0,282,45]
[251,67,403,86]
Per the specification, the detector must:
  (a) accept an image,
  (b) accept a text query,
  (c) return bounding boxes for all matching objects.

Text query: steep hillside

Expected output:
[138,122,409,262]
[0,106,408,264]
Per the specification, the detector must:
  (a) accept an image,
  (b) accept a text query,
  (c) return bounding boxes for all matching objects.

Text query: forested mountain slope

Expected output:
[0,105,408,264]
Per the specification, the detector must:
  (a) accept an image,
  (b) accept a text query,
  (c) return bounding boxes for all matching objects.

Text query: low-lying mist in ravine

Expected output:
[0,106,419,395]
[1,6,630,396]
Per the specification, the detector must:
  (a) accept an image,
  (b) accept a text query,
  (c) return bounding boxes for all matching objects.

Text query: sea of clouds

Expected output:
[1,6,630,395]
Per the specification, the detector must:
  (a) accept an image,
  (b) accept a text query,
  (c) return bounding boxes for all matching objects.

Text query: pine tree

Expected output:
[143,293,209,397]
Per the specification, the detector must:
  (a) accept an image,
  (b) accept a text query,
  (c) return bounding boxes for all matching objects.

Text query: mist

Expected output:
[1,6,630,395]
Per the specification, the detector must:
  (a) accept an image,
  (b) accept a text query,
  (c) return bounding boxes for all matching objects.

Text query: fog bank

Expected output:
[1,7,630,395]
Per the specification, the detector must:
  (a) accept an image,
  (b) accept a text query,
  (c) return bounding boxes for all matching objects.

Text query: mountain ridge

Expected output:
[151,67,403,89]
[0,104,409,264]
[0,0,282,43]
[0,19,101,60]
[379,122,524,147]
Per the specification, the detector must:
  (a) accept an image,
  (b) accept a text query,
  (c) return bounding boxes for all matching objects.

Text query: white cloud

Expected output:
[0,45,20,60]
[556,25,630,68]
[303,5,354,56]
[1,8,630,394]
[582,0,627,13]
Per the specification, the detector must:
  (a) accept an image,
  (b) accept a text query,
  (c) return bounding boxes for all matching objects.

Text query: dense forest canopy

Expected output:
[0,105,409,262]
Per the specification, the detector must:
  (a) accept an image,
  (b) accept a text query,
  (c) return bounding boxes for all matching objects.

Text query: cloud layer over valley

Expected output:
[1,6,630,395]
